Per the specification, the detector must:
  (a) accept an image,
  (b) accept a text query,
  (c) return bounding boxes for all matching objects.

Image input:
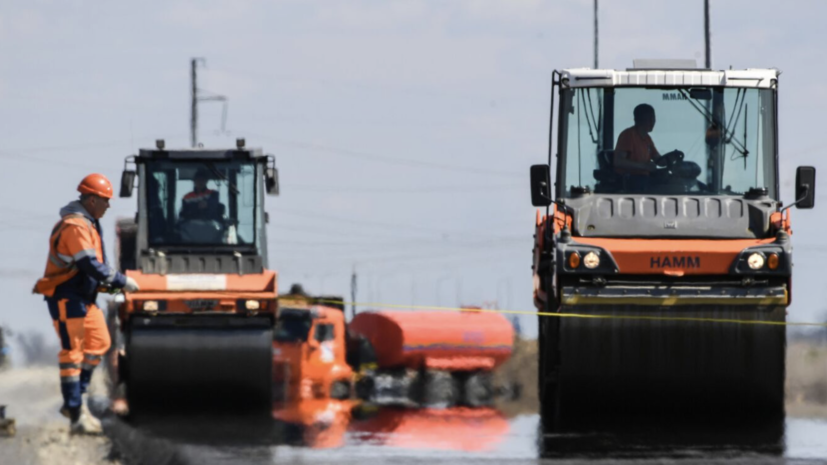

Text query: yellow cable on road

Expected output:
[315,299,827,328]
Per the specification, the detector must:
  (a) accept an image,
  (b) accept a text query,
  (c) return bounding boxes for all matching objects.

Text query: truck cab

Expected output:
[272,296,353,403]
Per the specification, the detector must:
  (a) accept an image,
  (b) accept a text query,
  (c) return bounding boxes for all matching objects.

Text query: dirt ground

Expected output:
[0,365,119,465]
[786,341,827,418]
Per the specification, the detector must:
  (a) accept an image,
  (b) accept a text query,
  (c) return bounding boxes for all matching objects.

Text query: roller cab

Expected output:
[530,63,816,430]
[112,140,280,412]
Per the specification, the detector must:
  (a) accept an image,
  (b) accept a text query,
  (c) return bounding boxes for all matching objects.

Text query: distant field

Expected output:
[786,341,827,418]
[495,338,827,418]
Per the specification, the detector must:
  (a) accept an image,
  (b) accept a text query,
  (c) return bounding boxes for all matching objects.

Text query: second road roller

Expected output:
[530,61,816,430]
[109,138,280,412]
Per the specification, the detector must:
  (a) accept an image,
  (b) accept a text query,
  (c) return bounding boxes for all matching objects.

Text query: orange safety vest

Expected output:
[33,213,105,297]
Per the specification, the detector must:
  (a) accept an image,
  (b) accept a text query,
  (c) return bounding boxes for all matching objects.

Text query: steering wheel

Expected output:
[663,150,684,169]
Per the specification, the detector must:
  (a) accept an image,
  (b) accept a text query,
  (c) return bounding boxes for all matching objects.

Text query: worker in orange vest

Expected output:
[33,174,140,434]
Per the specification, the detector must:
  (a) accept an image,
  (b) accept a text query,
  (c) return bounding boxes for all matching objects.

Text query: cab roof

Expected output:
[136,147,265,160]
[561,66,778,89]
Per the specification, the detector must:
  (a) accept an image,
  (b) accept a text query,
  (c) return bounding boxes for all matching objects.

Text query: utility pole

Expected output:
[190,58,202,148]
[594,0,599,69]
[704,0,711,69]
[190,57,229,148]
[350,268,357,319]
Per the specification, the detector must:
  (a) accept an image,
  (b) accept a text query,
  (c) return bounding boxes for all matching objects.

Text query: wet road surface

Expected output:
[99,400,827,464]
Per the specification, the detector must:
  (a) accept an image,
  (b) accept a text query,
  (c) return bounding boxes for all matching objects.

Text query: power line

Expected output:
[281,183,522,194]
[238,130,523,179]
[270,207,525,240]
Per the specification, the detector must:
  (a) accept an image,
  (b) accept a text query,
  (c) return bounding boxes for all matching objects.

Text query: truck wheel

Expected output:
[331,380,351,400]
[355,377,374,400]
[419,370,458,407]
[463,372,494,407]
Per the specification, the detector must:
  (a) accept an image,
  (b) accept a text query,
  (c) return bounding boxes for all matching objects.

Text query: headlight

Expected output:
[747,253,765,270]
[583,251,600,269]
[143,300,159,311]
[245,300,261,310]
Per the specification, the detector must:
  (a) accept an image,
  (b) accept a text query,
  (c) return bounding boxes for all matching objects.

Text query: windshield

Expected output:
[559,86,777,198]
[274,313,313,343]
[146,160,257,246]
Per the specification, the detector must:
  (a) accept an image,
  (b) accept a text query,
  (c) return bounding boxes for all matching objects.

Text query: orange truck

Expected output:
[110,139,280,411]
[530,62,816,430]
[272,292,514,407]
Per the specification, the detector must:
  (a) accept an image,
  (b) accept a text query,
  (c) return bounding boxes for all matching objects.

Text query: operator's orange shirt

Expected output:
[614,126,660,175]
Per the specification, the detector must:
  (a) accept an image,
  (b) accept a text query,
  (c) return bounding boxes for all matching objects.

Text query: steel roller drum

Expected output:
[126,316,273,413]
[548,305,785,431]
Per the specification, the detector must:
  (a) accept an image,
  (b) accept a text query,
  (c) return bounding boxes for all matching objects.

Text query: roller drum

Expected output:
[126,316,273,413]
[546,305,785,431]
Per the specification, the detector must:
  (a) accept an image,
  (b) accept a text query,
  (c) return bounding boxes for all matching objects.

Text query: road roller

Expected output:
[110,138,279,412]
[530,62,816,431]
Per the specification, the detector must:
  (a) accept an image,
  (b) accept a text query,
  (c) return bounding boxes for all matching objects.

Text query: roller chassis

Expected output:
[110,143,280,414]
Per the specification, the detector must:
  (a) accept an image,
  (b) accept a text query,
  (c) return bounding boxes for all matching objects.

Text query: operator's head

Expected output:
[77,173,113,220]
[194,168,210,191]
[633,104,656,132]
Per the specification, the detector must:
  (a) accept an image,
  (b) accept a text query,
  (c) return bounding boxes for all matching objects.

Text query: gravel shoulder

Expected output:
[0,365,119,465]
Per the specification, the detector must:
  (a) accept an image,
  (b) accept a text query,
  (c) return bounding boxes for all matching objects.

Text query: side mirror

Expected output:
[120,170,136,198]
[795,166,816,209]
[530,164,552,207]
[266,167,280,196]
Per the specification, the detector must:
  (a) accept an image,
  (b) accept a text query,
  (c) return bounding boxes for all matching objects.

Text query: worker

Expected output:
[180,168,224,222]
[33,174,140,435]
[614,104,664,191]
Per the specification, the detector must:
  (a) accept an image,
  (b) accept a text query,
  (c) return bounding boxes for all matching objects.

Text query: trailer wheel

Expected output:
[418,370,458,407]
[462,372,494,407]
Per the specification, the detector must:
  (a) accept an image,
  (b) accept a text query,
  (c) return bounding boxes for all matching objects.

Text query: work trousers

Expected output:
[46,298,111,416]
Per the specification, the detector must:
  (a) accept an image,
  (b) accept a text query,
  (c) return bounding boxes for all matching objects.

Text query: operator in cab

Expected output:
[614,104,664,191]
[180,168,224,222]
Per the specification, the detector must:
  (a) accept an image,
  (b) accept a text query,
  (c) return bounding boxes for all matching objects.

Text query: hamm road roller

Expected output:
[112,139,280,412]
[530,61,816,430]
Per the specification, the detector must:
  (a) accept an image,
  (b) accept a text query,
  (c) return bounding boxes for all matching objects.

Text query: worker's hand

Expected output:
[123,276,140,293]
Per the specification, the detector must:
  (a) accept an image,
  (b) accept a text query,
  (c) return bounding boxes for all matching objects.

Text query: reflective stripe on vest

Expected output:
[33,214,99,297]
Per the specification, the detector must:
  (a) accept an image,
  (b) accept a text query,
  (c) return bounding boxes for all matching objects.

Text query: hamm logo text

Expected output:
[650,256,700,268]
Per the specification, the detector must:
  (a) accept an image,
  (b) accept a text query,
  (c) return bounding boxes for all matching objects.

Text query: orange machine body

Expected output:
[348,310,514,371]
[533,204,795,307]
[120,269,277,323]
[537,205,793,277]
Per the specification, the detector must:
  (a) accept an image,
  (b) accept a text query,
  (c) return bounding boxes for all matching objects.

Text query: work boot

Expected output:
[60,401,101,431]
[70,411,103,435]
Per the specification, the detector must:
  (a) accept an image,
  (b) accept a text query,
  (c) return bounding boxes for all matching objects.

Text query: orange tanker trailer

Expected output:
[272,291,514,407]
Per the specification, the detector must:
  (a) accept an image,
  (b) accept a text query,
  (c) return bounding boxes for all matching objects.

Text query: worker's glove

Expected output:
[123,276,140,293]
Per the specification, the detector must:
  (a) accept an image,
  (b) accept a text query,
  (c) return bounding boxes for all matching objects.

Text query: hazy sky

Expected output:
[2,0,826,342]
